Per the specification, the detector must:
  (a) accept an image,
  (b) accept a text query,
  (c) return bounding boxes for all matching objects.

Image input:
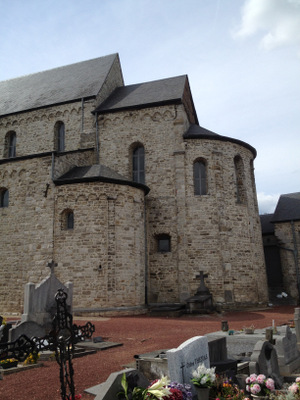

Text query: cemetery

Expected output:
[1,269,300,400]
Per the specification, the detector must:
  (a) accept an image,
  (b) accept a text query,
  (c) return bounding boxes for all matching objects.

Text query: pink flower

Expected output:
[249,374,257,383]
[245,377,251,384]
[296,377,300,383]
[251,384,261,395]
[265,378,275,391]
[257,374,266,384]
[289,383,299,394]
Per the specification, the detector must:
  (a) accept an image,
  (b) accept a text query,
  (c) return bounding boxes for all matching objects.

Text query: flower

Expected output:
[147,377,172,399]
[209,375,245,400]
[191,363,216,388]
[245,374,275,396]
[288,378,300,396]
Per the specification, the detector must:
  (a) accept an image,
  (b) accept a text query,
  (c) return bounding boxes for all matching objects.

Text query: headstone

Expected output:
[249,340,283,388]
[275,325,300,375]
[166,336,209,392]
[208,337,237,377]
[9,261,73,342]
[186,271,214,313]
[294,308,300,350]
[86,368,149,399]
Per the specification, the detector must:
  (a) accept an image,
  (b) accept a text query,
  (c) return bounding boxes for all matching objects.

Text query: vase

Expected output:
[252,395,268,400]
[195,387,210,400]
[1,361,18,369]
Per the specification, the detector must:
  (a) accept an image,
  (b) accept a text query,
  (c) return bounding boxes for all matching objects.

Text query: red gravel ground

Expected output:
[0,305,295,400]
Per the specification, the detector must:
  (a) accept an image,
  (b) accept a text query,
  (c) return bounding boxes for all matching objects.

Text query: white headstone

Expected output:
[166,336,209,385]
[276,326,300,375]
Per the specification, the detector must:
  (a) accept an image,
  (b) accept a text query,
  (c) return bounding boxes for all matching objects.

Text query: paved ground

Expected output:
[0,305,296,400]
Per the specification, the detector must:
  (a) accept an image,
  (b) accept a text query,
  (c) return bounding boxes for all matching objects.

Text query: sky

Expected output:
[0,0,299,214]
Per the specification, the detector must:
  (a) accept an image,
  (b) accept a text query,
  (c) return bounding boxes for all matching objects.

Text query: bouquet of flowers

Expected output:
[245,374,275,396]
[191,364,216,388]
[120,374,193,400]
[210,375,246,400]
[288,377,300,396]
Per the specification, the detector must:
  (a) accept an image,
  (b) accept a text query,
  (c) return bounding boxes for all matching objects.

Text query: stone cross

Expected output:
[195,271,209,294]
[47,260,57,275]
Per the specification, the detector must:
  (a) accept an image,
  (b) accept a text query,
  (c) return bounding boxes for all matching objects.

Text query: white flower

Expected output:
[147,376,172,399]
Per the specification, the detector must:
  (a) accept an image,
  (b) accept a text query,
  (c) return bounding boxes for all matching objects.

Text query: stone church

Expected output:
[0,53,268,315]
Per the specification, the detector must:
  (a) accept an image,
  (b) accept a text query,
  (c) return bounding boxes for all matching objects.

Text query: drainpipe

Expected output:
[292,221,300,302]
[144,200,148,306]
[95,111,99,164]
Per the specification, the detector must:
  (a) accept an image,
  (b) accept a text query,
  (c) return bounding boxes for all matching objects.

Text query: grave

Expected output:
[275,325,300,375]
[249,340,283,388]
[85,368,149,399]
[186,271,214,314]
[166,336,209,397]
[9,261,73,342]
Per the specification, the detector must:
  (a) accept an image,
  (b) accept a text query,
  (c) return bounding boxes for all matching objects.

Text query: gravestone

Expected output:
[249,340,283,388]
[294,308,300,351]
[9,261,73,342]
[166,336,209,395]
[186,272,214,314]
[208,337,237,377]
[86,368,149,400]
[275,325,300,375]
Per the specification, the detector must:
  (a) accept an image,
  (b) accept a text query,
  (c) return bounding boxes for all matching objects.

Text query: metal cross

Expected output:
[47,260,58,274]
[0,289,95,400]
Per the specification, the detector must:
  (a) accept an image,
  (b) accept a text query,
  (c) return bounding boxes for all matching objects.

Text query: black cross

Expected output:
[0,289,95,400]
[195,271,209,294]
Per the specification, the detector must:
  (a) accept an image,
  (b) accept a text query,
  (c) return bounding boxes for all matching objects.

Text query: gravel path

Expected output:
[0,305,295,400]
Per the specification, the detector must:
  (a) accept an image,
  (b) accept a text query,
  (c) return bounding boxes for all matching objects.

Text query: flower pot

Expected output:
[195,387,210,400]
[252,395,268,400]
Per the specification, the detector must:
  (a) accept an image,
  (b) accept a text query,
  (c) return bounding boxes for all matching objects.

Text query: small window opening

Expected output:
[157,234,171,253]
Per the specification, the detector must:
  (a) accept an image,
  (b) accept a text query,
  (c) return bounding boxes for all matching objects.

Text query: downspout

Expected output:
[95,111,99,164]
[292,221,300,302]
[144,199,148,306]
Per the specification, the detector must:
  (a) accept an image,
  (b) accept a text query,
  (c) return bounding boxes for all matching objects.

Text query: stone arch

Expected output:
[152,112,162,121]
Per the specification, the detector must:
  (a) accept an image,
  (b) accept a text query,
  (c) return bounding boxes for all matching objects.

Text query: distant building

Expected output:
[261,192,300,304]
[0,53,268,315]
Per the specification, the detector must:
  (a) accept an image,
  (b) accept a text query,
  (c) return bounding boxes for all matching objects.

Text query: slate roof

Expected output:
[183,124,257,157]
[272,192,300,223]
[260,214,275,234]
[95,75,187,113]
[54,164,150,194]
[0,54,119,117]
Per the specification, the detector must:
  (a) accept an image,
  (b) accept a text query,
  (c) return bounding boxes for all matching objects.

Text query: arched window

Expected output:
[132,145,145,184]
[234,155,246,204]
[55,121,65,152]
[61,209,74,230]
[5,131,16,158]
[193,159,207,195]
[0,188,9,208]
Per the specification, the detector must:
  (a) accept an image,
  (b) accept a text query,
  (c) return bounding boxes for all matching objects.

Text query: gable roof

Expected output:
[272,192,300,223]
[0,54,119,117]
[95,75,188,113]
[183,124,257,157]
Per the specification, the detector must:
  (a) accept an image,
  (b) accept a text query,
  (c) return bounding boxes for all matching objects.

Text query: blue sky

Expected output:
[1,0,299,213]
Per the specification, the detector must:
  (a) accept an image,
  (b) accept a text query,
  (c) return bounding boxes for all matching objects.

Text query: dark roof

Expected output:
[54,164,150,194]
[260,214,275,234]
[272,192,300,223]
[183,124,257,157]
[0,54,119,116]
[95,75,187,113]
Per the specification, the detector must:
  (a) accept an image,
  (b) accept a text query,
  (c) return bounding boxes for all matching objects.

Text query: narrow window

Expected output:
[234,155,246,204]
[0,189,9,208]
[132,145,145,184]
[55,121,65,152]
[157,234,171,253]
[66,211,74,230]
[4,131,16,158]
[194,159,207,195]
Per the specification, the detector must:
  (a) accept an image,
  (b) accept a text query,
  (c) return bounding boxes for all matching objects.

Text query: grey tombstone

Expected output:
[249,340,283,388]
[275,325,300,375]
[294,308,300,351]
[167,336,209,396]
[9,261,73,342]
[86,368,149,400]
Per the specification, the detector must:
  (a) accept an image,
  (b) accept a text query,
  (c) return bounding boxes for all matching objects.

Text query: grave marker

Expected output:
[276,325,300,375]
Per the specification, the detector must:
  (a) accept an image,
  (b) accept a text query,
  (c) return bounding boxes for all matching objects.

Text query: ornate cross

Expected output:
[0,289,95,400]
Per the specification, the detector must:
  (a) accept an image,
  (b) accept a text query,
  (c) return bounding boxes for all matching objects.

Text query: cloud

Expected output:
[257,192,280,214]
[233,0,300,51]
